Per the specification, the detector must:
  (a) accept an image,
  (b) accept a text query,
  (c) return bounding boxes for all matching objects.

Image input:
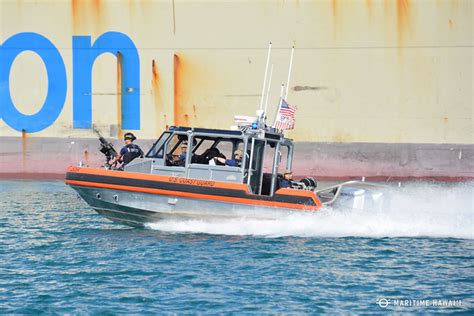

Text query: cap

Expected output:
[123,132,136,141]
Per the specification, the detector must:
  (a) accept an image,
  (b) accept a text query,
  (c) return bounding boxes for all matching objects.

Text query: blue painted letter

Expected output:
[0,33,67,132]
[73,32,140,129]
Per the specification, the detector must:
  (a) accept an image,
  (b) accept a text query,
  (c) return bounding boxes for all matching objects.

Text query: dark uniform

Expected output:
[279,178,291,188]
[222,150,243,167]
[225,158,241,167]
[118,132,144,166]
[119,143,144,165]
[279,171,295,188]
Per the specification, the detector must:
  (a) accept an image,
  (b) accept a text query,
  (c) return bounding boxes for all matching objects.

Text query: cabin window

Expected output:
[146,132,171,158]
[237,142,246,164]
[165,134,188,166]
[262,143,277,174]
[189,136,243,166]
[248,139,265,193]
[260,141,278,196]
[190,138,221,164]
[214,140,234,161]
[193,139,215,155]
[278,145,289,174]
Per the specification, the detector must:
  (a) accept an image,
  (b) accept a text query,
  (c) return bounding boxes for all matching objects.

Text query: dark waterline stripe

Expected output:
[65,172,317,206]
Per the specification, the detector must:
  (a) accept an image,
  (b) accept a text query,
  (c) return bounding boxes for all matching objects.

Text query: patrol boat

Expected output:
[65,44,387,227]
[65,121,387,227]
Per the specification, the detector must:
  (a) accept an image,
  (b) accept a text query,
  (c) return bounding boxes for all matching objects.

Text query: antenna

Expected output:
[284,44,295,100]
[263,63,274,123]
[259,42,272,111]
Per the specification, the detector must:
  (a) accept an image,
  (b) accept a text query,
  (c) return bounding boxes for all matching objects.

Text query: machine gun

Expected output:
[94,129,118,169]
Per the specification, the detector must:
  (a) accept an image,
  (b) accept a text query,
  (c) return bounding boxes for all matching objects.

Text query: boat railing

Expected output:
[315,181,362,206]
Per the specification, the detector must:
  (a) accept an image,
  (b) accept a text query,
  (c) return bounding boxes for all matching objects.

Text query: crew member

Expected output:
[215,150,243,167]
[279,170,295,188]
[173,142,188,166]
[113,132,144,167]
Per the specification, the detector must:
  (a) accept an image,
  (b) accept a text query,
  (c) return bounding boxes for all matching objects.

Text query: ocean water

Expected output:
[0,180,472,314]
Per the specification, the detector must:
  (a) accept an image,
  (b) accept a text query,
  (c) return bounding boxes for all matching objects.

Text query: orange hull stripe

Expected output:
[275,188,323,207]
[66,166,250,192]
[66,166,322,208]
[66,179,320,211]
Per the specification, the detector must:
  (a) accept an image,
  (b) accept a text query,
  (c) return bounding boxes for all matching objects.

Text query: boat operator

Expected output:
[279,170,296,188]
[172,142,188,166]
[214,150,243,167]
[112,132,144,167]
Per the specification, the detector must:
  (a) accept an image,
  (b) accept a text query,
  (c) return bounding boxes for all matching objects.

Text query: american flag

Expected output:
[273,99,297,130]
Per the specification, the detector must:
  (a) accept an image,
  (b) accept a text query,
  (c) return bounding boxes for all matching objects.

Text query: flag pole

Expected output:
[273,83,285,128]
[284,44,295,100]
[263,63,274,123]
[259,42,272,112]
[279,83,285,103]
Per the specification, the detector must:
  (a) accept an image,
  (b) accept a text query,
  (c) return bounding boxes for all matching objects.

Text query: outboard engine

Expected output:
[335,186,387,211]
[316,181,389,211]
[300,177,317,190]
[290,177,317,190]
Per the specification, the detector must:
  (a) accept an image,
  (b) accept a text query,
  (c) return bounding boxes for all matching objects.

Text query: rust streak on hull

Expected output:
[151,59,164,135]
[71,0,103,35]
[84,150,89,166]
[71,0,78,33]
[396,0,410,46]
[366,0,372,20]
[331,0,338,39]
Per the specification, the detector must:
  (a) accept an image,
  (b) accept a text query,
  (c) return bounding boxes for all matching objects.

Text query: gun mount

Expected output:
[94,129,118,169]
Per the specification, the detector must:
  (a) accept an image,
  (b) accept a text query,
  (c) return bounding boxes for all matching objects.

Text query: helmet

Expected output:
[123,132,136,141]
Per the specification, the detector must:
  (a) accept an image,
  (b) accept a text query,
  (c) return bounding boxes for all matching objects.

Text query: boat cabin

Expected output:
[124,126,295,196]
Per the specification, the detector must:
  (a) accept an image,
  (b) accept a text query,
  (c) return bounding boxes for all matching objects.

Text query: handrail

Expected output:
[315,180,389,206]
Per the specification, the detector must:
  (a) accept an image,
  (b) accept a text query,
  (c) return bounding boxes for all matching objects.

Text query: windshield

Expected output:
[145,132,171,158]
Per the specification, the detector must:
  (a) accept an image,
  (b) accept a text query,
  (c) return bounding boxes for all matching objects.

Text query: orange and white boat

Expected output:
[65,124,386,227]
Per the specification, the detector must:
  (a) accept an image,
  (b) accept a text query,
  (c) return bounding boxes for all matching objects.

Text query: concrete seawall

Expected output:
[1,137,472,181]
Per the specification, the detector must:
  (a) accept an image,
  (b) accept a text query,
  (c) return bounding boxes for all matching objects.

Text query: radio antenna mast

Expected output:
[263,63,274,124]
[259,42,272,112]
[284,44,295,100]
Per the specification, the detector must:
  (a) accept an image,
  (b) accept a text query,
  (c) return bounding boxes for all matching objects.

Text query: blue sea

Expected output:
[0,180,472,314]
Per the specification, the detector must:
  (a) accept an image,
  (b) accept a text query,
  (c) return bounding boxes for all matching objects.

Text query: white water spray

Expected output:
[147,182,474,239]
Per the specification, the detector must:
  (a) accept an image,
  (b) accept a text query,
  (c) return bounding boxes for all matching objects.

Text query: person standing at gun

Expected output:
[112,132,144,168]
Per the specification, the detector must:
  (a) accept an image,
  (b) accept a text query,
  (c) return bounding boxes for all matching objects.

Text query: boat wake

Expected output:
[146,182,473,239]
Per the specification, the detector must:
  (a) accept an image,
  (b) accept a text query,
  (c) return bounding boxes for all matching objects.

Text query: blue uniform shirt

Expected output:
[225,159,241,167]
[119,144,144,164]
